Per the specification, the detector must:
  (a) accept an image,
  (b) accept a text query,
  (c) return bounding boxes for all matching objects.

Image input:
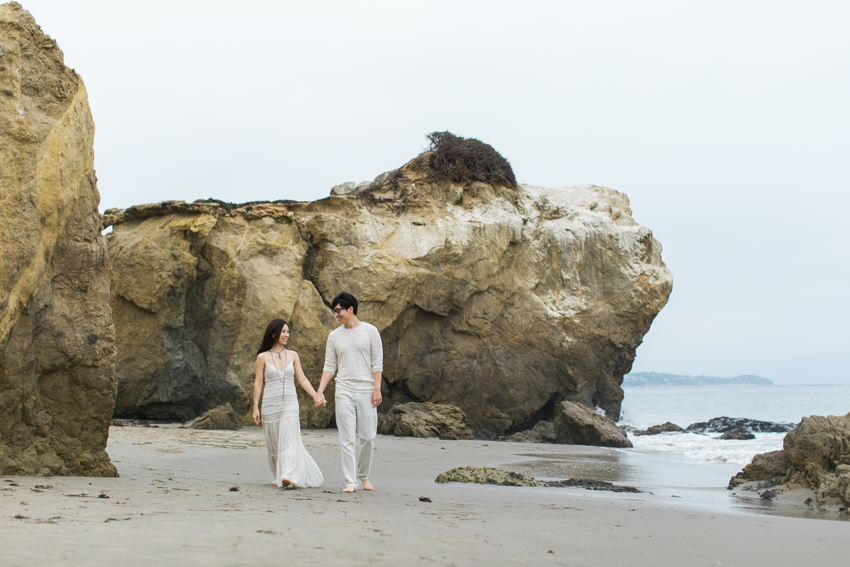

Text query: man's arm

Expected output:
[315,333,337,406]
[370,325,384,408]
[316,371,334,405]
[371,371,382,408]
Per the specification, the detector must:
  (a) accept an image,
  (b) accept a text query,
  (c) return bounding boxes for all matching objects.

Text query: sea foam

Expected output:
[627,431,786,465]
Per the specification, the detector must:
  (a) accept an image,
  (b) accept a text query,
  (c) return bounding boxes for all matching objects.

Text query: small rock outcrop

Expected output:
[435,466,640,492]
[554,401,633,448]
[501,421,556,443]
[729,412,850,513]
[378,402,473,440]
[104,140,671,433]
[0,4,117,477]
[436,466,544,486]
[730,450,789,484]
[184,404,242,430]
[633,422,684,436]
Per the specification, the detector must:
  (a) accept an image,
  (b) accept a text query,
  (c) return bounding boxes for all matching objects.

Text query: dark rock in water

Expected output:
[633,422,684,436]
[554,401,633,448]
[686,417,793,434]
[435,466,640,493]
[501,421,556,443]
[184,404,242,430]
[377,402,473,440]
[718,428,755,440]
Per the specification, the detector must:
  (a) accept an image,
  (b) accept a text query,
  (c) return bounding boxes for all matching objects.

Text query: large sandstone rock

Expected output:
[377,402,473,440]
[0,3,117,476]
[553,400,633,448]
[104,151,672,434]
[730,412,850,513]
[783,412,850,508]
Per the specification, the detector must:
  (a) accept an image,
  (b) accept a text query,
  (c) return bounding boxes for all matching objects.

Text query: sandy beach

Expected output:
[1,425,847,566]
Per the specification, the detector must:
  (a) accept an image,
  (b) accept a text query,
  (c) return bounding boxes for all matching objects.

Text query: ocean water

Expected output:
[619,384,850,466]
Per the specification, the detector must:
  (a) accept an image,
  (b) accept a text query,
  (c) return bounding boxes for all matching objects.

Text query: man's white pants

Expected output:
[335,388,377,487]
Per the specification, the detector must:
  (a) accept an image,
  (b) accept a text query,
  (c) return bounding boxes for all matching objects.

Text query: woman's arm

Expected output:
[292,352,319,398]
[252,354,265,425]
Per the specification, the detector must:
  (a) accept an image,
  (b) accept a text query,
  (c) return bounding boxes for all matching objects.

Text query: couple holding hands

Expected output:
[251,292,382,493]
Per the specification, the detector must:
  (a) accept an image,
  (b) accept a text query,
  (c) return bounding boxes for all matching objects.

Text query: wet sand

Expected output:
[1,425,847,566]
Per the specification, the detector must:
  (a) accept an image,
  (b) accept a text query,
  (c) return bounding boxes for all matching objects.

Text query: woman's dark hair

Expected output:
[257,318,288,355]
[332,292,358,315]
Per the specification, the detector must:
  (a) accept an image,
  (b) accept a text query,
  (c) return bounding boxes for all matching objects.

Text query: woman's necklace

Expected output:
[270,346,287,369]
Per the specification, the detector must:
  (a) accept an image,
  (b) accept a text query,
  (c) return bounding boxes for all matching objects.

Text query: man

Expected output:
[314,292,383,493]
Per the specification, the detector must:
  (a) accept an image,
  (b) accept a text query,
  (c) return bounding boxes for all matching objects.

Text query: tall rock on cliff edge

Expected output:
[105,153,672,434]
[0,3,117,476]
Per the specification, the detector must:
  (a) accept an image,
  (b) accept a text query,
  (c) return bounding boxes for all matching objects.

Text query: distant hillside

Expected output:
[623,372,773,387]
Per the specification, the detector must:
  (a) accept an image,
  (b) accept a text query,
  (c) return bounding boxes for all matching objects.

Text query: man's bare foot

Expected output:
[361,479,373,491]
[342,484,357,493]
[281,479,292,487]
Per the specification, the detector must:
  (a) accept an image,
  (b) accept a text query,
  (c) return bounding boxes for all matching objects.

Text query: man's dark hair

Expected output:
[332,292,358,316]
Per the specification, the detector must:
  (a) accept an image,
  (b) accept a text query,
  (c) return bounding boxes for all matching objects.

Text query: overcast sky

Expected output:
[20,1,850,385]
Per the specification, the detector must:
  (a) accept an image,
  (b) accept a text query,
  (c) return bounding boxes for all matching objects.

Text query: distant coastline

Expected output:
[623,372,773,387]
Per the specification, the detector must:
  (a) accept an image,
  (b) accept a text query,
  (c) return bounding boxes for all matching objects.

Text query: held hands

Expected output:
[313,392,327,407]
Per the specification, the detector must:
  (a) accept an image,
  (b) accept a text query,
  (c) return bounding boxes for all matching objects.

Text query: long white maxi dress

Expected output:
[261,356,323,487]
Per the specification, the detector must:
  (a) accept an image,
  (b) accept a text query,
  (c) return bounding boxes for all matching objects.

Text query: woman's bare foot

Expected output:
[361,479,373,491]
[342,484,357,493]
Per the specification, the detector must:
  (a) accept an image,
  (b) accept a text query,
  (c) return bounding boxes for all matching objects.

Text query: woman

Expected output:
[253,318,324,488]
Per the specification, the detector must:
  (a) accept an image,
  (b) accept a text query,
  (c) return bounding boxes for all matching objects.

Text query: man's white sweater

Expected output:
[322,322,383,393]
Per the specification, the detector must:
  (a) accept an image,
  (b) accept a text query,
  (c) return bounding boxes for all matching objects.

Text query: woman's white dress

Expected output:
[261,359,323,487]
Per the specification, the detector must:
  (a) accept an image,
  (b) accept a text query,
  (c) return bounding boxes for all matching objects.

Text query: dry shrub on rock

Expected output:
[425,131,517,187]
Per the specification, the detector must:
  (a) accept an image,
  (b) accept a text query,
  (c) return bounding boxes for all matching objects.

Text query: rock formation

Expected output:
[435,466,640,492]
[554,401,633,448]
[0,3,117,476]
[184,403,242,430]
[436,466,547,487]
[104,146,672,435]
[730,450,789,484]
[377,402,473,440]
[730,412,850,513]
[501,420,556,443]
